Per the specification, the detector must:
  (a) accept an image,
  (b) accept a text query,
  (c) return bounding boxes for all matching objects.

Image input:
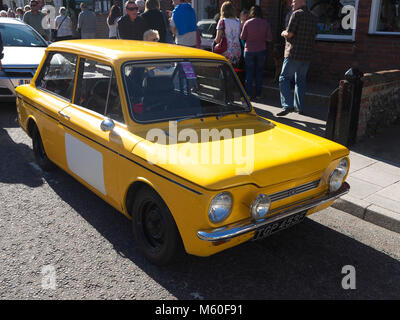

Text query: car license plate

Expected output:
[10,79,31,87]
[19,79,31,85]
[252,211,307,241]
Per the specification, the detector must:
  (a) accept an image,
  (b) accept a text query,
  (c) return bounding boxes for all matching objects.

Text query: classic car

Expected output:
[15,40,350,265]
[0,17,48,101]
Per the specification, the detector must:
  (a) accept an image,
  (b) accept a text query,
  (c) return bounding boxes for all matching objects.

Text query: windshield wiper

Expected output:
[216,110,248,120]
[174,114,204,124]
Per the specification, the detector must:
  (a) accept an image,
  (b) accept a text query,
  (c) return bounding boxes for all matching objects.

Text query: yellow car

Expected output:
[15,40,350,265]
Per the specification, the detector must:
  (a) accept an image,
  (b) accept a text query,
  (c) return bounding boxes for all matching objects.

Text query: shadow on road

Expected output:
[43,166,400,299]
[255,106,327,138]
[0,104,43,188]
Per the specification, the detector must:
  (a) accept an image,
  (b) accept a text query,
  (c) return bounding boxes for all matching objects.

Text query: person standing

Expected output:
[55,7,73,41]
[15,7,24,20]
[277,0,317,117]
[143,29,159,41]
[23,1,48,40]
[214,1,241,66]
[107,4,121,39]
[135,0,145,14]
[170,0,197,47]
[239,9,248,29]
[117,0,147,40]
[7,8,15,18]
[240,5,272,99]
[77,2,97,39]
[141,0,166,43]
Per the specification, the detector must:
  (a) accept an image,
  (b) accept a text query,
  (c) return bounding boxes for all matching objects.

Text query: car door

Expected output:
[58,57,125,209]
[32,51,78,168]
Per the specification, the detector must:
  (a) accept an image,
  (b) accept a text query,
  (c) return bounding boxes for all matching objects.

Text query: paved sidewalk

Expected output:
[252,99,400,234]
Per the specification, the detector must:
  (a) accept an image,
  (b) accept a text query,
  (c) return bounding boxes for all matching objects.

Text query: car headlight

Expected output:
[251,194,271,220]
[208,192,233,223]
[329,158,349,192]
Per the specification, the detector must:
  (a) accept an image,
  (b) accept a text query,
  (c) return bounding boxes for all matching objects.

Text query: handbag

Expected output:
[213,19,227,54]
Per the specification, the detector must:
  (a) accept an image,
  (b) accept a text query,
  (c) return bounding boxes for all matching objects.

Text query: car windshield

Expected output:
[0,23,47,47]
[123,60,251,123]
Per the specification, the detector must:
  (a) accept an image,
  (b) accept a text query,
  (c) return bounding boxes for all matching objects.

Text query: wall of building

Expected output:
[310,0,400,84]
[357,69,400,141]
[218,0,400,84]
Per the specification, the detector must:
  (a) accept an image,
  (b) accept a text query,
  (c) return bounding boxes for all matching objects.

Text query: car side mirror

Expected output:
[100,118,115,132]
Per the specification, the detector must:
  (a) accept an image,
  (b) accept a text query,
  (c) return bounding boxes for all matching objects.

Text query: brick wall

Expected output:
[357,70,400,141]
[306,0,400,84]
[219,0,400,84]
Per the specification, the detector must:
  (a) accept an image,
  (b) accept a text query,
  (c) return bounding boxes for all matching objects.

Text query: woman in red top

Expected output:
[240,6,273,99]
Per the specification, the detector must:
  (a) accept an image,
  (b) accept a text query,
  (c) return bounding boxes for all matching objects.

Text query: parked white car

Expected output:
[0,18,47,101]
[197,19,217,51]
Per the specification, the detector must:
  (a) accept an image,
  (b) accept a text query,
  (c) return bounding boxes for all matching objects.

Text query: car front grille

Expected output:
[270,180,321,202]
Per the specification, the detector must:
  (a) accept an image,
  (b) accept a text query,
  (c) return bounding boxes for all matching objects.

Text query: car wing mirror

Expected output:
[100,118,115,132]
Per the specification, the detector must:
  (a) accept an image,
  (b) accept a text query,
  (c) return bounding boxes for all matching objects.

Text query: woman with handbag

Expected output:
[213,1,241,66]
[240,5,272,100]
[55,7,73,41]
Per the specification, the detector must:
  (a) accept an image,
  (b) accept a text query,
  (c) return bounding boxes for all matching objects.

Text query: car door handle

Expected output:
[58,110,70,120]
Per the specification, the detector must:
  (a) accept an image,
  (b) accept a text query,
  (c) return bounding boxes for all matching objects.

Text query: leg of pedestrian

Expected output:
[244,51,255,99]
[294,61,310,114]
[255,50,267,99]
[277,57,295,116]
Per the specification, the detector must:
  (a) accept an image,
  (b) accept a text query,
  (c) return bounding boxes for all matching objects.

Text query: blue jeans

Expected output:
[279,58,310,111]
[244,50,266,98]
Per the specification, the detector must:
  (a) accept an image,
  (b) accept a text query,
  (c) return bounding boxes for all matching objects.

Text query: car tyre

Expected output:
[131,186,183,266]
[32,125,54,171]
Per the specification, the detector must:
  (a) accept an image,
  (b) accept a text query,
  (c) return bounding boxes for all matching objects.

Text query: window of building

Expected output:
[307,0,358,41]
[36,52,77,101]
[75,58,124,123]
[369,0,400,34]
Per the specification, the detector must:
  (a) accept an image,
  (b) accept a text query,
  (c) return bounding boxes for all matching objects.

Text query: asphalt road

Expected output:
[1,103,400,300]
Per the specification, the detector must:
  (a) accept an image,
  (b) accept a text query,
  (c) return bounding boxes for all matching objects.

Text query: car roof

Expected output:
[0,17,26,25]
[198,19,217,24]
[48,39,226,63]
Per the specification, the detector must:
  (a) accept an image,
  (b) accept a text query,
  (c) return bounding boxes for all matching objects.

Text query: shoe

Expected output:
[294,109,305,116]
[276,108,293,117]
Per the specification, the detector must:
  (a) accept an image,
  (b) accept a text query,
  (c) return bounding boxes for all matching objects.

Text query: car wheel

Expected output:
[31,125,54,171]
[131,186,183,266]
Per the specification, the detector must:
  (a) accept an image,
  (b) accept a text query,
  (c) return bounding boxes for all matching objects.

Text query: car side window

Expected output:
[75,58,124,124]
[36,52,77,101]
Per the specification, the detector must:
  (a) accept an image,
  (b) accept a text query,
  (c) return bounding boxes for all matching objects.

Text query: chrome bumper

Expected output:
[197,182,350,242]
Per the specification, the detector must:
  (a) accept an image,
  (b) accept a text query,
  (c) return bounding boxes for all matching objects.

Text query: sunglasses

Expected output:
[126,6,138,11]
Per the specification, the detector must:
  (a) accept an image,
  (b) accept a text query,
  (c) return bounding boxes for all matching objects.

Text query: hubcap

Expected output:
[141,202,165,249]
